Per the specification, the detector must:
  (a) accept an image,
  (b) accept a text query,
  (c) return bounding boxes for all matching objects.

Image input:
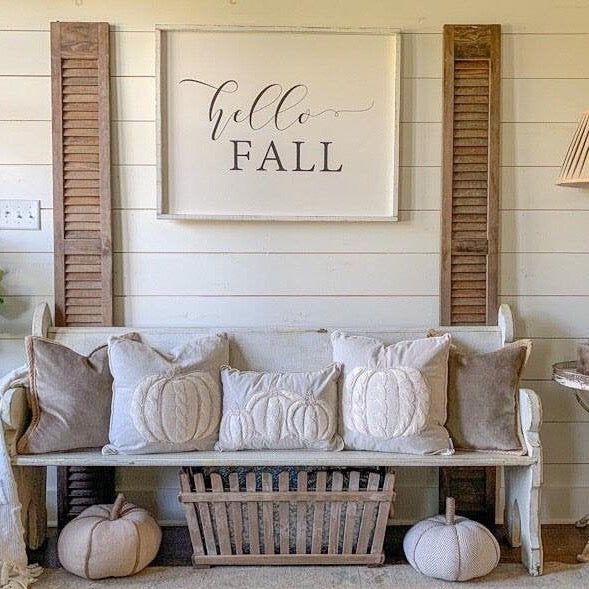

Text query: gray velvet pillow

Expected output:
[18,336,114,453]
[445,340,531,452]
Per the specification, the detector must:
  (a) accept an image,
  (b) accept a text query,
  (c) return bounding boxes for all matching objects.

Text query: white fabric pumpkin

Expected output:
[219,408,255,448]
[344,366,430,439]
[131,370,219,444]
[403,498,500,581]
[246,390,297,445]
[287,397,332,441]
[57,494,161,580]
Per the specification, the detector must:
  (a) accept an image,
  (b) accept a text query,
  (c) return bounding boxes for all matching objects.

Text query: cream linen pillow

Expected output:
[331,331,452,454]
[104,333,228,454]
[216,364,342,451]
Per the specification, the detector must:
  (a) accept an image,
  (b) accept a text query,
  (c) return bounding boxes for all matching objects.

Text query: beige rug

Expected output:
[35,562,589,588]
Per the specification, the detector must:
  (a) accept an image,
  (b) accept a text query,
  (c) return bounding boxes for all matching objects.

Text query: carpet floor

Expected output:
[35,562,589,588]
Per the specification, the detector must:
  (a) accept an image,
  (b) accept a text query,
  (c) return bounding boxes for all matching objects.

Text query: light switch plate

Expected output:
[0,199,41,230]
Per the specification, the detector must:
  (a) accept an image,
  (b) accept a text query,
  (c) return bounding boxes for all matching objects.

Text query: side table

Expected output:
[552,361,589,562]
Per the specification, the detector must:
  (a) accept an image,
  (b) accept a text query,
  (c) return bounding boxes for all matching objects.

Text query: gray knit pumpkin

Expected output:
[403,498,500,581]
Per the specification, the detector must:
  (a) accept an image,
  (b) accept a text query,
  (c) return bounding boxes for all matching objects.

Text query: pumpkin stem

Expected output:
[110,493,126,520]
[445,497,456,525]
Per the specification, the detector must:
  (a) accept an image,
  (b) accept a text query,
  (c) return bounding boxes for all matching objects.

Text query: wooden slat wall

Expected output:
[51,21,112,327]
[441,24,500,326]
[2,2,589,525]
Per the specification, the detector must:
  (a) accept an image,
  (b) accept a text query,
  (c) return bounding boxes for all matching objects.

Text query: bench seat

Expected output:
[12,449,537,468]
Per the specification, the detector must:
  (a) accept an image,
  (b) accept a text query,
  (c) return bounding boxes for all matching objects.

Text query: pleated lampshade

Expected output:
[557,111,589,186]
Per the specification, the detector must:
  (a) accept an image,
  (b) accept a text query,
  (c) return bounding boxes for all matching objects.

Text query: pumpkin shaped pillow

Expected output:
[332,331,452,454]
[104,333,228,454]
[216,364,342,451]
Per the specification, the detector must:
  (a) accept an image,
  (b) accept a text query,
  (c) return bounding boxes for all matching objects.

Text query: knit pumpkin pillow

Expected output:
[104,333,228,454]
[332,331,453,455]
[216,364,343,451]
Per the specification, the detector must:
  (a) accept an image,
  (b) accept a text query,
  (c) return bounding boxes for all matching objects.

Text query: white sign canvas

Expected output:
[157,27,401,220]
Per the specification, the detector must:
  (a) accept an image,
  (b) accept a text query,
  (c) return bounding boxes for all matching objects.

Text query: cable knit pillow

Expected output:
[104,333,228,455]
[216,364,343,451]
[332,331,452,454]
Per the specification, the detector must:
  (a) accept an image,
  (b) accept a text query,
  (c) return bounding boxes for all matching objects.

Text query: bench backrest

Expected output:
[32,303,514,370]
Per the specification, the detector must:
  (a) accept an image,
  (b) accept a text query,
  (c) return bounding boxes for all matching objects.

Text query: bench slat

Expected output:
[12,450,536,468]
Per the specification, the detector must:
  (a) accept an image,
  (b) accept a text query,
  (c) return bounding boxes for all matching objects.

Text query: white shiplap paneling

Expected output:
[2,8,589,524]
[114,210,441,253]
[114,295,439,329]
[113,253,439,296]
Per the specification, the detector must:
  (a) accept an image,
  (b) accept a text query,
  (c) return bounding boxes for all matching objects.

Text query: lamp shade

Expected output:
[557,111,589,186]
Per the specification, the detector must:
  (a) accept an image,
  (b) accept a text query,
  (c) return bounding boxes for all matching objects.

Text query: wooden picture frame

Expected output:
[155,25,401,221]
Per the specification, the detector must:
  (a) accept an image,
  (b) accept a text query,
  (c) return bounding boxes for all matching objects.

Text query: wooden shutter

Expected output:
[51,22,114,531]
[439,25,501,528]
[51,22,112,327]
[440,25,500,326]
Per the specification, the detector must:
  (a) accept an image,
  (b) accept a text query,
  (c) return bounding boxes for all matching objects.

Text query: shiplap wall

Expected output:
[1,0,589,524]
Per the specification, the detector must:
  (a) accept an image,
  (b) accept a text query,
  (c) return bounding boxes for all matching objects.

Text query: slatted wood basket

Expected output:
[179,467,395,566]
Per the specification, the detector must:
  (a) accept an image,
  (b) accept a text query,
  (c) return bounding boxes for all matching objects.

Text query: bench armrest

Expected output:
[518,388,542,460]
[1,385,30,456]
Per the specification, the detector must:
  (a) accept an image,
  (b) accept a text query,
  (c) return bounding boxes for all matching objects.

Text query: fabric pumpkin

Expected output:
[131,370,219,445]
[344,366,430,439]
[246,390,298,445]
[219,409,255,448]
[57,494,161,580]
[287,397,332,441]
[403,498,500,581]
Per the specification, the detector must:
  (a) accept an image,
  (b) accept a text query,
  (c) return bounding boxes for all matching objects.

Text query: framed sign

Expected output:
[156,25,401,221]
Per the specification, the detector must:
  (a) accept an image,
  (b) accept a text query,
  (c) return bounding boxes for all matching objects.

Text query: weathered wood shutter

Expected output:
[439,25,501,527]
[51,21,112,327]
[440,24,500,326]
[51,22,115,528]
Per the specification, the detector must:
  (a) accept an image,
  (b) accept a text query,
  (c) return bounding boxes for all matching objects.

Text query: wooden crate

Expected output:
[179,467,395,566]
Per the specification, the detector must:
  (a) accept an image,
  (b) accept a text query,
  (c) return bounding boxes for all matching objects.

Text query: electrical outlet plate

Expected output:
[0,199,41,230]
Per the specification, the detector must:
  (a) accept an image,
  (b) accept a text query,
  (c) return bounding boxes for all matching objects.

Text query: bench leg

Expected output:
[13,465,47,550]
[504,463,543,576]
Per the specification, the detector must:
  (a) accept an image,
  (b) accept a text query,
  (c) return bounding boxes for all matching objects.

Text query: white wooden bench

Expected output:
[4,302,543,575]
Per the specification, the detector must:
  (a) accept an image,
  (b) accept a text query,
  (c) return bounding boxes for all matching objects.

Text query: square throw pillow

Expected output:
[104,333,228,455]
[17,336,114,454]
[331,331,452,454]
[216,364,343,451]
[445,339,532,453]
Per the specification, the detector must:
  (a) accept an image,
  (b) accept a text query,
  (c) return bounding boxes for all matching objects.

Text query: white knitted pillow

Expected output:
[332,331,452,454]
[104,333,228,454]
